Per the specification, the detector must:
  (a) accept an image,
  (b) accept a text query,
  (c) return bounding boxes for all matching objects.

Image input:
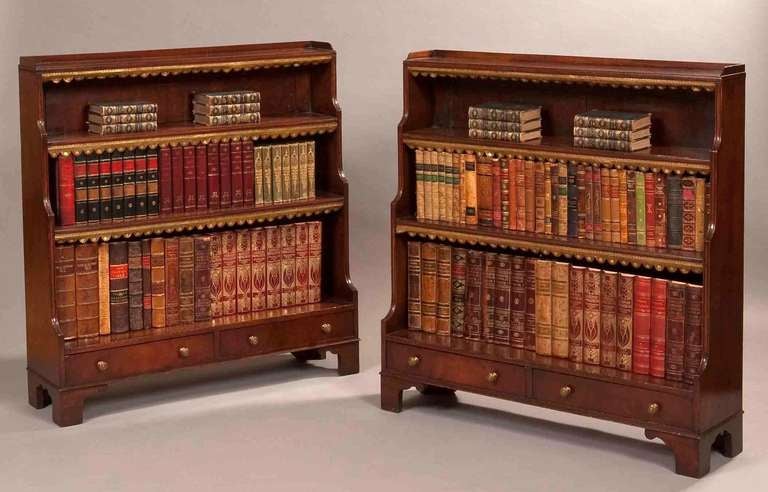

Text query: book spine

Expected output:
[221,231,238,314]
[557,163,568,236]
[219,142,232,207]
[54,245,77,339]
[443,152,452,223]
[436,244,453,336]
[500,158,510,229]
[465,250,483,340]
[150,238,166,328]
[566,164,577,237]
[109,152,124,221]
[667,175,683,248]
[307,141,316,199]
[534,260,552,355]
[236,230,252,313]
[261,146,273,204]
[636,171,646,246]
[616,273,635,371]
[299,142,309,201]
[695,178,706,252]
[182,145,197,211]
[294,222,310,306]
[492,158,502,228]
[56,155,75,226]
[280,145,291,204]
[171,146,185,212]
[644,172,655,246]
[452,153,462,225]
[599,271,618,367]
[681,177,697,251]
[551,261,569,358]
[492,254,512,344]
[271,144,283,204]
[507,159,518,231]
[438,152,447,222]
[90,102,158,115]
[415,150,425,220]
[86,155,100,223]
[193,92,259,105]
[209,233,223,317]
[108,241,129,333]
[141,239,152,329]
[250,229,267,311]
[134,151,147,217]
[242,139,255,206]
[74,155,88,223]
[609,169,621,243]
[684,284,704,382]
[207,143,220,209]
[600,168,612,242]
[193,101,260,116]
[178,236,196,323]
[549,163,558,235]
[280,224,296,307]
[265,227,281,310]
[88,121,158,135]
[568,265,585,362]
[195,144,208,209]
[308,220,322,303]
[145,150,159,216]
[591,167,601,239]
[518,159,529,231]
[627,171,636,245]
[89,111,158,125]
[583,268,601,365]
[194,236,212,321]
[524,257,537,351]
[650,278,668,378]
[572,126,639,139]
[584,166,593,240]
[164,237,180,327]
[618,170,628,243]
[255,144,265,205]
[534,162,546,233]
[524,160,535,232]
[122,151,136,219]
[573,136,645,151]
[576,166,587,238]
[128,242,143,331]
[509,256,527,349]
[666,281,687,381]
[98,243,110,335]
[420,242,438,333]
[481,252,497,341]
[75,244,100,337]
[632,276,652,375]
[421,150,433,221]
[448,247,467,337]
[407,241,422,330]
[459,154,467,225]
[477,156,494,226]
[654,173,667,248]
[468,118,532,132]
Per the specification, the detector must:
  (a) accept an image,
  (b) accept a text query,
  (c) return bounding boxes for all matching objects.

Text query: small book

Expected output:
[193,91,260,105]
[582,268,602,365]
[89,101,158,115]
[632,276,652,375]
[650,278,668,378]
[88,112,157,125]
[75,243,100,338]
[568,265,585,362]
[192,102,260,116]
[509,256,527,349]
[127,242,144,331]
[468,102,542,123]
[666,281,687,381]
[616,273,635,371]
[468,128,542,142]
[141,239,152,329]
[482,252,498,341]
[683,284,704,382]
[193,113,260,126]
[551,262,570,358]
[420,242,438,334]
[573,110,652,131]
[98,243,110,335]
[56,155,75,226]
[599,271,618,368]
[464,250,484,340]
[88,121,158,135]
[468,118,541,132]
[573,136,651,152]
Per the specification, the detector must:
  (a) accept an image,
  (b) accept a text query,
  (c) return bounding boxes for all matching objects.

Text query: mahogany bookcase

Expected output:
[381,50,743,478]
[20,41,358,426]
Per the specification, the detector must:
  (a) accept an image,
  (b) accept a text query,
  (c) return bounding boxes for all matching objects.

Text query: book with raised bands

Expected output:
[210,234,224,318]
[178,236,196,323]
[420,242,438,334]
[108,242,130,333]
[236,231,252,314]
[436,245,453,336]
[54,245,77,339]
[164,238,180,326]
[194,236,212,321]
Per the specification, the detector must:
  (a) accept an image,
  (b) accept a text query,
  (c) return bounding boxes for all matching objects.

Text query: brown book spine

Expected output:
[583,268,601,365]
[420,242,438,333]
[444,152,454,224]
[464,154,478,225]
[568,265,585,362]
[544,163,552,235]
[141,239,152,329]
[524,160,535,232]
[122,151,136,219]
[458,154,467,226]
[97,243,110,335]
[178,237,196,323]
[437,152,447,222]
[128,242,143,331]
[695,178,706,253]
[150,238,166,328]
[551,261,569,358]
[500,158,510,229]
[55,245,78,340]
[576,166,587,239]
[75,243,100,338]
[134,150,148,217]
[250,229,267,311]
[280,224,296,308]
[684,284,704,382]
[183,145,197,211]
[507,256,526,348]
[557,163,568,236]
[591,167,602,240]
[436,244,453,336]
[164,238,180,326]
[465,250,484,339]
[86,155,100,223]
[632,276,652,375]
[407,241,422,331]
[482,252,498,341]
[616,273,635,371]
[600,168,612,242]
[524,257,537,351]
[534,260,552,355]
[626,171,637,245]
[650,278,668,378]
[599,271,618,367]
[209,233,223,318]
[108,242,130,333]
[609,169,621,243]
[534,162,546,233]
[294,223,310,306]
[308,221,322,303]
[450,247,468,337]
[221,231,238,314]
[265,227,282,310]
[492,254,512,344]
[666,281,686,381]
[429,151,439,220]
[681,177,697,251]
[193,236,212,321]
[146,150,159,216]
[618,170,629,243]
[477,156,494,226]
[584,167,593,240]
[548,163,557,234]
[654,174,668,248]
[236,231,252,314]
[415,150,425,220]
[517,159,528,232]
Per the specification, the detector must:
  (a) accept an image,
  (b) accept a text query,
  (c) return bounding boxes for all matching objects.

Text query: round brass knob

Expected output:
[407,355,421,367]
[320,322,332,334]
[96,360,109,372]
[248,335,259,346]
[487,371,499,384]
[648,402,660,416]
[178,346,190,358]
[559,385,573,398]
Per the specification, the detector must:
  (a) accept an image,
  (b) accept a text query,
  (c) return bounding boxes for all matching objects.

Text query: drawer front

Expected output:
[387,342,526,397]
[531,370,692,429]
[219,310,355,359]
[65,334,215,386]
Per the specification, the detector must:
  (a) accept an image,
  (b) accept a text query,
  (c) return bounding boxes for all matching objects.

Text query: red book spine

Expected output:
[195,144,208,209]
[57,155,75,226]
[171,146,185,212]
[219,142,232,207]
[242,139,255,206]
[632,276,652,375]
[230,140,244,207]
[650,278,668,378]
[207,143,220,209]
[182,145,196,211]
[158,147,173,214]
[492,158,502,228]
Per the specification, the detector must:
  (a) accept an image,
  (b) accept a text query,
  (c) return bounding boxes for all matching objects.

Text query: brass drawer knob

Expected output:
[320,322,332,334]
[178,346,190,358]
[96,360,109,372]
[487,371,499,384]
[559,385,573,398]
[648,402,660,416]
[248,335,259,346]
[407,355,421,367]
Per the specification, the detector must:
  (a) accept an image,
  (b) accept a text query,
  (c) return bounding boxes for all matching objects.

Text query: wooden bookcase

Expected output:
[381,50,744,478]
[20,42,358,426]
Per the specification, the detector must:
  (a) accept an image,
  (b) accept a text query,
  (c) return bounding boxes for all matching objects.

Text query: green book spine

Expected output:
[636,171,646,246]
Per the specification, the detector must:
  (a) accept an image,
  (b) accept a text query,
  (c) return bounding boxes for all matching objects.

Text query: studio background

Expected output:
[1,1,766,490]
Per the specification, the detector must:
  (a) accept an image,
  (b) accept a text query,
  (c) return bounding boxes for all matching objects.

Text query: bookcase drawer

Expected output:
[65,334,215,386]
[531,370,692,429]
[387,342,526,397]
[219,310,355,359]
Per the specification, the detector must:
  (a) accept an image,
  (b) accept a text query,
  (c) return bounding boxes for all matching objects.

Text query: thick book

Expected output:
[573,110,651,131]
[141,239,152,329]
[56,155,75,226]
[182,145,197,211]
[468,118,541,132]
[618,170,628,243]
[54,245,77,339]
[452,153,462,224]
[194,236,212,321]
[179,236,196,323]
[684,284,704,382]
[568,265,585,362]
[476,156,494,226]
[145,149,159,216]
[236,230,252,313]
[548,162,558,234]
[75,244,100,338]
[636,171,646,246]
[592,166,602,239]
[250,229,268,311]
[150,238,166,328]
[74,155,88,223]
[524,161,535,232]
[468,102,542,122]
[122,151,136,219]
[534,259,553,356]
[280,224,296,307]
[219,142,232,207]
[109,152,124,221]
[465,250,484,339]
[493,254,512,344]
[459,154,467,225]
[193,113,260,126]
[193,91,260,105]
[654,173,667,248]
[242,139,255,205]
[195,144,208,209]
[281,145,291,205]
[229,140,244,206]
[171,146,185,212]
[551,262,570,358]
[265,227,282,310]
[650,278,668,379]
[436,244,453,336]
[164,238,180,326]
[108,242,130,333]
[573,137,650,152]
[207,143,221,209]
[524,257,537,351]
[609,169,621,243]
[450,247,467,337]
[583,268,601,365]
[681,177,697,251]
[495,158,504,228]
[600,271,618,368]
[482,252,497,341]
[584,166,593,240]
[89,101,158,115]
[666,281,687,381]
[667,175,683,248]
[600,168,612,242]
[576,166,587,238]
[420,242,438,334]
[509,256,527,349]
[134,151,148,217]
[209,233,223,318]
[616,273,635,371]
[308,221,322,303]
[644,172,655,246]
[632,276,652,375]
[97,243,110,335]
[534,162,546,233]
[127,242,144,331]
[222,231,239,314]
[298,142,309,201]
[294,223,310,306]
[566,164,577,237]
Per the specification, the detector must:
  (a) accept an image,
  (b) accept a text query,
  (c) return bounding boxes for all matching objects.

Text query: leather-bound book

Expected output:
[616,273,634,371]
[695,178,706,252]
[583,268,602,365]
[99,153,113,222]
[465,249,484,339]
[294,222,309,306]
[600,168,612,242]
[626,170,637,245]
[551,261,569,358]
[54,245,77,339]
[420,242,438,333]
[591,167,602,240]
[477,156,494,226]
[654,173,667,248]
[450,247,468,337]
[482,252,498,341]
[75,243,100,338]
[650,278,668,378]
[210,233,223,318]
[194,236,212,321]
[289,144,300,201]
[265,227,281,310]
[635,171,646,246]
[308,221,322,303]
[644,173,655,246]
[74,155,88,223]
[666,281,686,381]
[158,145,173,215]
[458,154,467,226]
[438,152,448,222]
[280,224,296,307]
[260,146,273,204]
[97,243,110,335]
[684,283,704,382]
[493,254,512,344]
[182,145,197,211]
[271,143,283,204]
[171,146,185,212]
[164,237,180,326]
[618,170,628,243]
[194,144,208,209]
[415,150,425,220]
[609,169,621,243]
[632,276,652,375]
[122,151,136,219]
[219,142,232,207]
[221,231,239,314]
[566,163,577,237]
[56,155,75,225]
[230,140,244,207]
[464,154,478,225]
[534,162,546,233]
[549,163,558,234]
[500,158,510,229]
[179,236,196,323]
[207,143,220,209]
[86,154,100,223]
[134,151,147,217]
[436,244,453,336]
[576,166,587,239]
[298,142,309,201]
[558,163,568,236]
[534,259,553,355]
[544,163,552,235]
[515,159,527,231]
[108,242,130,333]
[407,241,422,330]
[128,242,143,331]
[109,151,125,221]
[450,153,460,223]
[584,167,593,240]
[150,238,166,328]
[251,228,267,311]
[568,265,585,362]
[600,270,618,368]
[524,257,537,351]
[667,175,683,248]
[509,256,527,349]
[428,151,439,220]
[242,139,255,205]
[236,230,252,313]
[524,160,535,232]
[281,145,292,203]
[146,149,159,216]
[141,239,152,329]
[307,141,316,199]
[681,177,697,251]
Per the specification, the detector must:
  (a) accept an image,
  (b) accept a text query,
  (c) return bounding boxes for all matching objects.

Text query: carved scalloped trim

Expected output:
[55,200,344,244]
[48,121,337,157]
[395,223,703,274]
[403,137,710,176]
[408,66,717,92]
[41,54,333,84]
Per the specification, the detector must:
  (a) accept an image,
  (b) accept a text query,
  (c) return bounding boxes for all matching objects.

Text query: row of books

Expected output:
[55,140,316,226]
[467,103,542,142]
[88,102,159,135]
[407,241,703,383]
[573,110,652,152]
[414,150,708,251]
[193,90,262,126]
[54,221,322,341]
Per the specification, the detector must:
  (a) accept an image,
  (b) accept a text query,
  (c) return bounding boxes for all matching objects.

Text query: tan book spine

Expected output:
[517,159,527,231]
[439,152,449,223]
[569,265,585,362]
[179,236,196,323]
[452,153,461,224]
[271,143,283,204]
[524,160,535,232]
[583,267,602,364]
[295,222,310,306]
[600,271,618,368]
[535,259,553,355]
[280,224,297,307]
[265,226,282,309]
[436,244,452,336]
[420,242,438,333]
[618,170,628,243]
[150,238,165,328]
[97,243,111,335]
[289,143,300,201]
[193,113,260,126]
[298,142,309,200]
[617,272,635,372]
[307,141,316,199]
[459,154,467,225]
[236,230,252,314]
[551,261,569,358]
[464,154,477,225]
[695,177,706,252]
[250,228,267,311]
[544,164,552,235]
[500,158,510,230]
[600,168,612,242]
[534,162,546,233]
[610,169,621,243]
[209,233,223,318]
[430,150,440,221]
[308,221,322,303]
[415,149,425,220]
[261,146,273,204]
[221,231,238,315]
[254,143,264,205]
[508,158,518,230]
[281,145,291,203]
[164,237,180,327]
[407,241,422,331]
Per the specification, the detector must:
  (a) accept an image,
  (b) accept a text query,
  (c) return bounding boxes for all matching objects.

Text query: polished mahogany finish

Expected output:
[20,42,359,426]
[381,50,744,478]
